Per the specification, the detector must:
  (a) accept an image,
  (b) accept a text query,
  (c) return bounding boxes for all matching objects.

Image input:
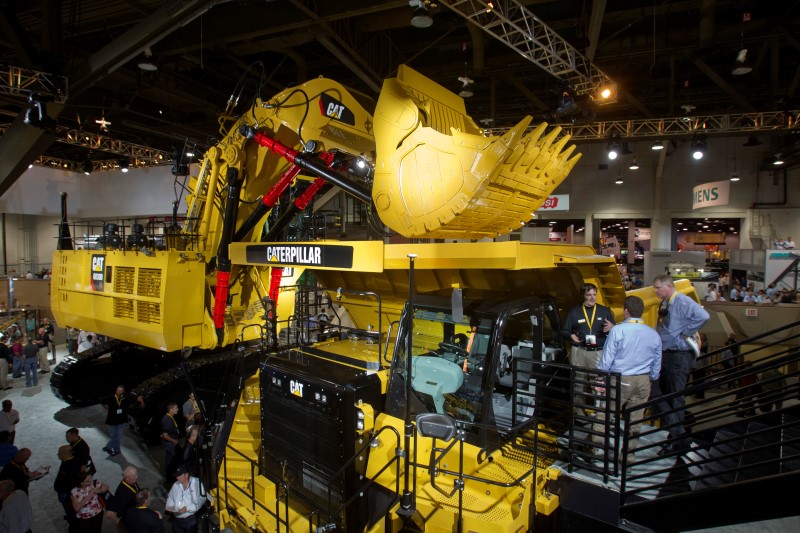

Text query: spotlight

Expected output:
[730,173,740,182]
[691,137,706,160]
[772,154,784,166]
[83,159,93,175]
[594,83,617,104]
[119,159,130,173]
[651,140,664,151]
[731,48,752,76]
[629,158,639,170]
[410,1,433,28]
[22,93,56,130]
[742,136,762,147]
[607,135,621,160]
[614,176,624,185]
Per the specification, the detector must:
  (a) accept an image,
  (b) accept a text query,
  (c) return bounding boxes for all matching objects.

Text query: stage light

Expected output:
[691,137,706,160]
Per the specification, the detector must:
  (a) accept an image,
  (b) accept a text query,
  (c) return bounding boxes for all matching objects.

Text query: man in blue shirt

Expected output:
[652,274,710,455]
[591,296,661,464]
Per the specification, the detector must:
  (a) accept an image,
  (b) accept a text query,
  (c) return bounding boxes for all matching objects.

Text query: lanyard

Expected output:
[122,481,138,494]
[581,305,597,333]
[658,292,677,328]
[115,395,123,407]
[626,318,644,324]
[168,414,177,429]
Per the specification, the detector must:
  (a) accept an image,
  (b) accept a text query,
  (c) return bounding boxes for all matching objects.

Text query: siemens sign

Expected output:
[692,180,730,210]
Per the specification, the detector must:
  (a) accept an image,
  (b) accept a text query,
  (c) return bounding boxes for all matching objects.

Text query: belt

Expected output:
[578,345,602,351]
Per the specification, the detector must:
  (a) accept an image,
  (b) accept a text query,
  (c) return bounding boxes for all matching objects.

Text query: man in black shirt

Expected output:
[35,327,50,374]
[66,427,95,475]
[108,465,140,527]
[161,403,181,480]
[102,385,129,456]
[125,489,165,532]
[53,445,81,531]
[561,283,615,418]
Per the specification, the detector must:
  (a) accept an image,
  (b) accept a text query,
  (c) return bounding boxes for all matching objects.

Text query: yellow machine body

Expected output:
[51,65,580,352]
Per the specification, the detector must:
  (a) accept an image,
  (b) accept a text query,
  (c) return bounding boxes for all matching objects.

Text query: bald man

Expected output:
[107,465,141,526]
[0,448,48,494]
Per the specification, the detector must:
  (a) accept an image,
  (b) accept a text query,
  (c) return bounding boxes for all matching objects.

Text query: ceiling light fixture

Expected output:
[607,134,621,160]
[731,48,752,75]
[773,153,784,166]
[651,140,664,151]
[83,159,93,175]
[457,76,474,98]
[119,159,130,173]
[691,136,707,160]
[137,47,158,71]
[614,176,624,185]
[629,158,639,170]
[409,1,433,28]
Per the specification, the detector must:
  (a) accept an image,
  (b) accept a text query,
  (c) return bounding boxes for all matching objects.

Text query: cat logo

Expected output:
[289,380,304,398]
[91,255,106,291]
[318,93,355,126]
[326,102,345,119]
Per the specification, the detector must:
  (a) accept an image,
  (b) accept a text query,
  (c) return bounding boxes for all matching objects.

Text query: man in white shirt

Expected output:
[77,334,95,354]
[0,479,33,533]
[166,465,210,533]
[0,402,19,446]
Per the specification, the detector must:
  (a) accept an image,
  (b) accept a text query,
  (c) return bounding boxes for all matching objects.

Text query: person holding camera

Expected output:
[561,283,616,418]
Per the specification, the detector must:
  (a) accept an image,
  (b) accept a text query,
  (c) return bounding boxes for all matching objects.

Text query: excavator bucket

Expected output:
[372,65,581,239]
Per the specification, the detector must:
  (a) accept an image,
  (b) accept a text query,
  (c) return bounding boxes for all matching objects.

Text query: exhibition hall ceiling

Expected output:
[1,0,798,170]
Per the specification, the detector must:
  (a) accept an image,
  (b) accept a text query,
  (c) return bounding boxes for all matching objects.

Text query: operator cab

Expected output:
[386,295,565,449]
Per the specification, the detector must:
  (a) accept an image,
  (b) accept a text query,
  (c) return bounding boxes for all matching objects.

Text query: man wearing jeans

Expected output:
[652,274,709,455]
[22,338,38,387]
[102,385,129,456]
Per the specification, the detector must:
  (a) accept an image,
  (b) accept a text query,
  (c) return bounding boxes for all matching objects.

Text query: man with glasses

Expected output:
[652,274,709,455]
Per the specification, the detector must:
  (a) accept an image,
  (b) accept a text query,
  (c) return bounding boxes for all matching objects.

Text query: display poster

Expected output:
[538,194,569,211]
[692,180,730,209]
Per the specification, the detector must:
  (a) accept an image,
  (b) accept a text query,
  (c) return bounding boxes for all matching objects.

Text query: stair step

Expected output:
[694,429,743,490]
[737,422,782,481]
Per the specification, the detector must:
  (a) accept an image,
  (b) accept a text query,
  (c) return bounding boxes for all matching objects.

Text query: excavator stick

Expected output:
[372,64,581,239]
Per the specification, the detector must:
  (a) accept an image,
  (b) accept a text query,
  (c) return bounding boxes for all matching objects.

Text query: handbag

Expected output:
[97,489,114,510]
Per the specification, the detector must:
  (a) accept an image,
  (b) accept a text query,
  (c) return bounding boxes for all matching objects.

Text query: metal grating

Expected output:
[136,301,161,324]
[114,267,135,294]
[113,297,134,319]
[137,268,162,297]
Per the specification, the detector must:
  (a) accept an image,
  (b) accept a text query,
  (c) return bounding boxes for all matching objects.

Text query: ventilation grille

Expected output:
[137,268,162,297]
[113,298,135,319]
[136,301,161,324]
[114,267,135,294]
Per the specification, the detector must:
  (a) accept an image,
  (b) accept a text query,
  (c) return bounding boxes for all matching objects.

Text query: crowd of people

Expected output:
[0,383,211,533]
[704,276,800,304]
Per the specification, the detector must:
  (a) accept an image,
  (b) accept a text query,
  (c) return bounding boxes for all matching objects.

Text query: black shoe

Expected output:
[102,447,112,454]
[657,442,689,457]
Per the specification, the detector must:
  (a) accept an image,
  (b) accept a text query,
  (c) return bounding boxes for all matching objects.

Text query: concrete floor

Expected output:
[3,357,166,532]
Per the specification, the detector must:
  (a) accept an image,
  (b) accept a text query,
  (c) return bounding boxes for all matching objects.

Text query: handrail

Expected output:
[220,441,290,531]
[617,318,800,527]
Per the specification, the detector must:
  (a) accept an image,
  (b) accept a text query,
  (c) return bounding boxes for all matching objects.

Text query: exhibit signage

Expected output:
[692,180,730,209]
[538,194,569,211]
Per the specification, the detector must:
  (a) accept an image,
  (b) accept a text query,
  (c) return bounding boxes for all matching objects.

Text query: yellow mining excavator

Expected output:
[50,65,689,531]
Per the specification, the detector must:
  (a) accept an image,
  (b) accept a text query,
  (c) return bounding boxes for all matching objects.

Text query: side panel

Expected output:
[51,250,210,351]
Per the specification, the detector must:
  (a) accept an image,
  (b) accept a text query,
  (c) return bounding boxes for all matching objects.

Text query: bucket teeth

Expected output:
[372,65,582,239]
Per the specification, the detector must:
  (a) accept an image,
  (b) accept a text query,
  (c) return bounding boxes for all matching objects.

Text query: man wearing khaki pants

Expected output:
[35,327,51,374]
